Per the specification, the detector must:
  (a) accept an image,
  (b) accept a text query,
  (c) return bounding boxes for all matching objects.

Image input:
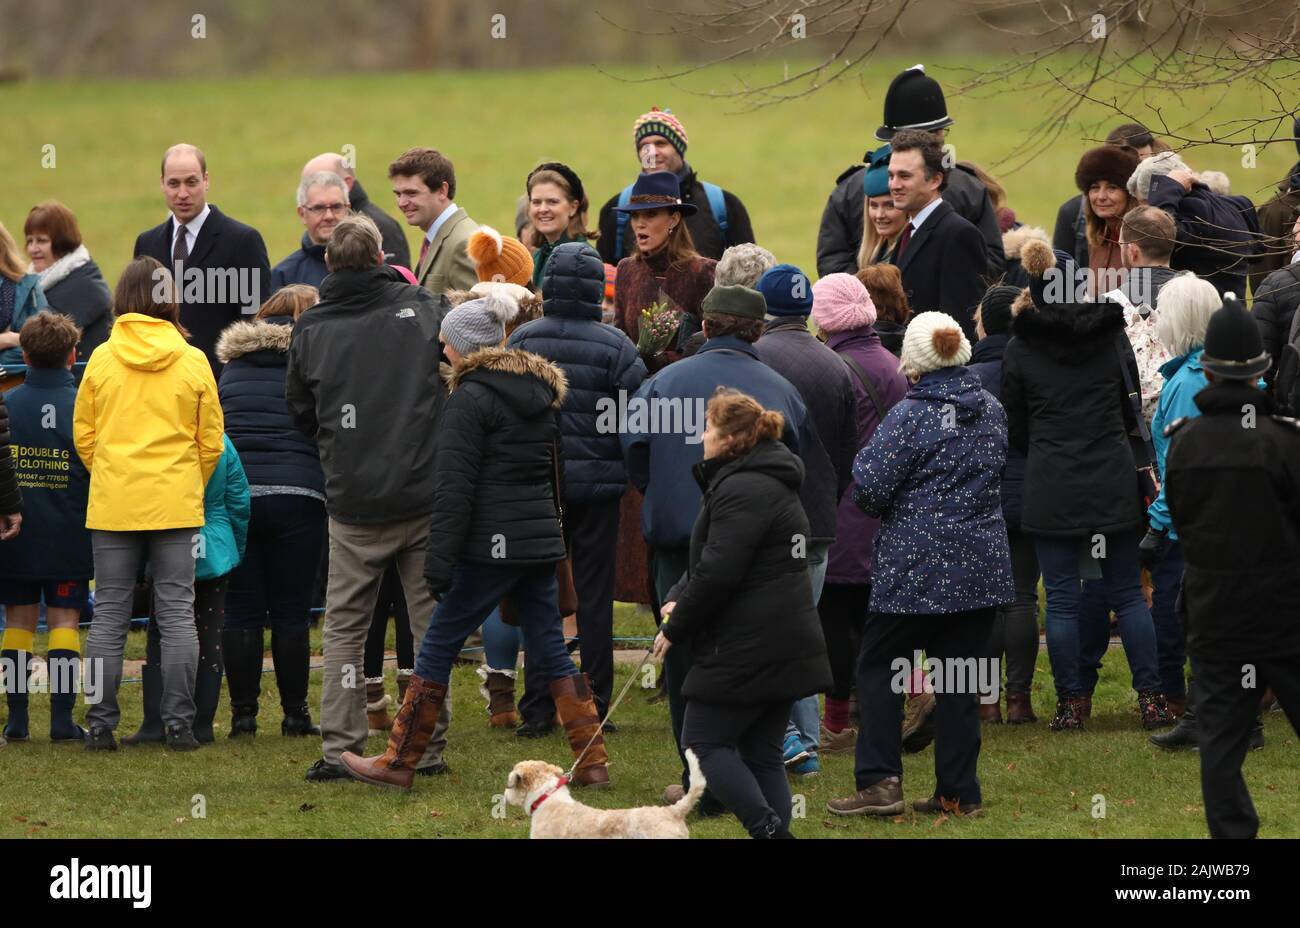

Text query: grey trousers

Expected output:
[85,528,199,731]
[319,515,451,765]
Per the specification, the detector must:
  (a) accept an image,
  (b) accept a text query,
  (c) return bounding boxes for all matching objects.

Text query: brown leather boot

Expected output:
[481,668,519,728]
[365,678,393,735]
[978,699,1002,723]
[1005,691,1038,724]
[550,673,609,788]
[340,675,448,791]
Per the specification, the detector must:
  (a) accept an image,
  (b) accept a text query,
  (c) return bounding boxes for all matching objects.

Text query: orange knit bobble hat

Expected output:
[468,226,534,287]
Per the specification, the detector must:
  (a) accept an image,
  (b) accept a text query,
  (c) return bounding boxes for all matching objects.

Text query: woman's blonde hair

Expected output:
[0,221,28,283]
[707,387,784,458]
[857,194,901,269]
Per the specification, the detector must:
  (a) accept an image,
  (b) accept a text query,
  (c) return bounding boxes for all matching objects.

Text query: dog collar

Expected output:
[530,776,569,814]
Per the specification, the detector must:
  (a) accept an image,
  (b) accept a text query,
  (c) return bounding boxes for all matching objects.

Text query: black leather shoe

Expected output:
[165,724,200,752]
[305,758,350,782]
[1150,712,1198,750]
[515,720,554,739]
[229,707,258,738]
[85,725,118,751]
[414,761,450,777]
[1249,717,1265,751]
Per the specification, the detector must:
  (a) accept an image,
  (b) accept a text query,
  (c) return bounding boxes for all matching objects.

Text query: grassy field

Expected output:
[2,636,1296,839]
[1,58,1295,288]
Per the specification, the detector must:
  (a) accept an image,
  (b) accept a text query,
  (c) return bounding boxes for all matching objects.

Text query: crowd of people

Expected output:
[0,64,1298,840]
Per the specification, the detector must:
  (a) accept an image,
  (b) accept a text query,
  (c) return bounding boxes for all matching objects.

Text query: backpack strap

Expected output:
[614,183,636,262]
[837,352,887,422]
[701,182,729,242]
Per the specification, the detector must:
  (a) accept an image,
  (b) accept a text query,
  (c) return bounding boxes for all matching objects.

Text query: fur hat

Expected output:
[901,311,971,375]
[441,293,517,357]
[811,273,878,333]
[1075,145,1141,194]
[468,226,534,287]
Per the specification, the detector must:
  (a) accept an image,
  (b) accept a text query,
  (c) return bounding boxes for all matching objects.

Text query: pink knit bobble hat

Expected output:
[811,273,878,334]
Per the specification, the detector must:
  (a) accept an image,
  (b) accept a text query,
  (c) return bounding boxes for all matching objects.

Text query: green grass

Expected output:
[2,641,1296,838]
[1,58,1295,289]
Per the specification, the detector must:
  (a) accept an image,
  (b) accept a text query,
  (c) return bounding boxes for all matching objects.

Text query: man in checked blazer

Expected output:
[886,130,989,340]
[388,147,479,295]
[134,143,271,375]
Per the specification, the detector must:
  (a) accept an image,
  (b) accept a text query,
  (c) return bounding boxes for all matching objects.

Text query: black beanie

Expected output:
[1202,293,1270,380]
[978,285,1020,336]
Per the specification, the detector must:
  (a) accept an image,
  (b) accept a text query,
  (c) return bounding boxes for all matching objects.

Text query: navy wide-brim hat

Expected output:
[611,171,698,216]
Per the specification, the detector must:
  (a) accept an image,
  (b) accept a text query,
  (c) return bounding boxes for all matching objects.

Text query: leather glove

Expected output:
[1137,527,1171,570]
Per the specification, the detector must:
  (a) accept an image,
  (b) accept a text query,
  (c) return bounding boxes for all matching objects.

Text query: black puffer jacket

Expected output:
[506,243,647,505]
[1002,298,1143,539]
[43,258,113,362]
[1166,381,1300,660]
[816,159,1005,277]
[217,318,325,495]
[663,440,833,705]
[423,347,569,595]
[1252,262,1300,389]
[0,393,22,515]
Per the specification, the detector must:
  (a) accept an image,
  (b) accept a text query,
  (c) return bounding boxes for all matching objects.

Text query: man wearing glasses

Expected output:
[272,171,352,290]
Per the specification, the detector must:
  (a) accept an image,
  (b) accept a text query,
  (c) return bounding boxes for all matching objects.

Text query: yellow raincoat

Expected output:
[73,313,225,530]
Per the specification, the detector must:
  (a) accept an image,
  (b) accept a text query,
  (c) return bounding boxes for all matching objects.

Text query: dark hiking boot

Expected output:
[85,725,118,751]
[165,723,200,752]
[913,796,985,817]
[305,759,350,782]
[826,776,904,816]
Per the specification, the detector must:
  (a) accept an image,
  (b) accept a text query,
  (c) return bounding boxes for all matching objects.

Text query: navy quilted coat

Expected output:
[853,365,1014,614]
[507,243,646,505]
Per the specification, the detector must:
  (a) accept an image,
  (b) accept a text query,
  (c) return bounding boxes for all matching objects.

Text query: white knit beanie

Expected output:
[900,311,971,376]
[1128,151,1193,200]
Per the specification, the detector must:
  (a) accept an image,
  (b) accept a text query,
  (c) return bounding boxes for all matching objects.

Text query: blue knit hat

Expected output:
[756,264,814,317]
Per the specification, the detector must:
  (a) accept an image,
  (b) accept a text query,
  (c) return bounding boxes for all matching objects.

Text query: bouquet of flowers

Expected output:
[636,300,684,358]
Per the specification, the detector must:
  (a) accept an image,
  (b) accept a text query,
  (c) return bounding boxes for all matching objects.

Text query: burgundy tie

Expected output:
[419,237,430,269]
[173,223,189,263]
[894,222,913,261]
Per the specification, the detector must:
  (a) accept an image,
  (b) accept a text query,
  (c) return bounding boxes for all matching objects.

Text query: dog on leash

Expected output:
[504,749,707,838]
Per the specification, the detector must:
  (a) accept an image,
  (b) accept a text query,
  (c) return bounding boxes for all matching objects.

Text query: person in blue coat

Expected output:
[1137,274,1266,751]
[506,242,645,728]
[827,311,1012,819]
[0,312,90,742]
[0,221,49,369]
[269,171,349,289]
[122,434,249,746]
[620,283,819,812]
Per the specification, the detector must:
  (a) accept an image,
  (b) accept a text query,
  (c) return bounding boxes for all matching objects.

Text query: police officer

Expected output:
[1164,294,1300,838]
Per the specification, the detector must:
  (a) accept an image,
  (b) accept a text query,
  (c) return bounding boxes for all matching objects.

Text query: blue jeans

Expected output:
[1036,532,1159,698]
[1078,540,1185,698]
[413,562,576,686]
[481,607,521,671]
[785,542,830,753]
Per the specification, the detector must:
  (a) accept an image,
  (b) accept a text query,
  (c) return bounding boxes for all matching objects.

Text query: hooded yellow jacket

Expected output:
[73,313,225,531]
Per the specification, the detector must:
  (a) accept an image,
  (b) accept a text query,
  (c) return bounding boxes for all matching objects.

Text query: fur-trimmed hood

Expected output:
[1002,225,1050,262]
[1011,296,1126,364]
[447,345,568,413]
[216,319,293,363]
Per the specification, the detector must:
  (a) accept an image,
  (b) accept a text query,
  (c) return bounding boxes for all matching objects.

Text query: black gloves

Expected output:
[1137,527,1171,570]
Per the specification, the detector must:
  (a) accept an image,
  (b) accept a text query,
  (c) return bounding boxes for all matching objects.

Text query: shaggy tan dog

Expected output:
[505,750,706,839]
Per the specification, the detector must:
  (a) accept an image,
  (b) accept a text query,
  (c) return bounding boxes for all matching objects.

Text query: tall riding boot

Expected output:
[480,666,519,728]
[1,648,30,741]
[192,668,224,744]
[340,675,448,791]
[550,673,610,788]
[222,627,264,737]
[272,627,320,736]
[121,664,166,745]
